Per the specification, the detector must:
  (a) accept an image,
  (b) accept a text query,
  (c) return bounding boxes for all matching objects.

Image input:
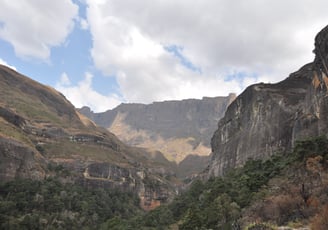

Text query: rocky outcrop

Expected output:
[0,137,45,182]
[209,25,328,177]
[0,107,27,128]
[80,94,236,163]
[0,65,176,210]
[78,162,174,210]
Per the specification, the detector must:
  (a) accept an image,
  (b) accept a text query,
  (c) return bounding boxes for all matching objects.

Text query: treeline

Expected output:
[131,152,292,229]
[0,177,141,229]
[124,136,328,229]
[1,136,328,229]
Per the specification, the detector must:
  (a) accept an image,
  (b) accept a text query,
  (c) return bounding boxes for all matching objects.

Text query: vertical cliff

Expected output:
[80,94,236,163]
[209,25,328,177]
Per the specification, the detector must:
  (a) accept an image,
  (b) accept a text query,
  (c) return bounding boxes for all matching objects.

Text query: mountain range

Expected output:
[1,23,328,229]
[0,65,177,211]
[79,94,236,163]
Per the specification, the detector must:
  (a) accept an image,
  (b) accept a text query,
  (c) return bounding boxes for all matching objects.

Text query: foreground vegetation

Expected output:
[1,136,328,229]
[0,178,141,229]
[131,135,328,229]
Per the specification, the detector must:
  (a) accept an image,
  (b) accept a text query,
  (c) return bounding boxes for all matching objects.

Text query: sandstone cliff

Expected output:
[0,65,175,210]
[209,25,328,177]
[80,94,236,164]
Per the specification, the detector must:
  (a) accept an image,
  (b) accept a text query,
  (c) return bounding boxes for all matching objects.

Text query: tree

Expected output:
[179,206,203,230]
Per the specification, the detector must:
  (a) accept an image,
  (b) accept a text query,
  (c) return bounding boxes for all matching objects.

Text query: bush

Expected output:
[294,136,328,161]
[311,205,328,230]
[245,222,276,230]
[0,178,142,229]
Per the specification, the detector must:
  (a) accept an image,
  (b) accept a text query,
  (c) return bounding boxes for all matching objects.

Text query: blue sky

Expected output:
[1,0,328,112]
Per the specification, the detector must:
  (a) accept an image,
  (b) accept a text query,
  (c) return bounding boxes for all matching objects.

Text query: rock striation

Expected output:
[0,65,175,210]
[80,94,236,164]
[209,25,328,177]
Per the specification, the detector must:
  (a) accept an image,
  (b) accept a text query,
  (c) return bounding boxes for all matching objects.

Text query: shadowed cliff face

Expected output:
[0,65,175,210]
[209,25,328,177]
[80,94,236,163]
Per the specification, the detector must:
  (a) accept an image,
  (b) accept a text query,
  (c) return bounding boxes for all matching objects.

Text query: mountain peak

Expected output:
[313,24,328,90]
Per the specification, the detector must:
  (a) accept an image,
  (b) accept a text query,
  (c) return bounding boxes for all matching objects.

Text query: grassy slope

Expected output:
[0,65,174,168]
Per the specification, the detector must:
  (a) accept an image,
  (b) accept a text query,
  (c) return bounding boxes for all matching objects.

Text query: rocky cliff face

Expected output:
[0,65,175,210]
[0,136,46,181]
[80,94,236,164]
[209,25,328,177]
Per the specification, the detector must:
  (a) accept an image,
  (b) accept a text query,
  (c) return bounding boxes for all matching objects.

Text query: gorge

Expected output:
[1,24,328,229]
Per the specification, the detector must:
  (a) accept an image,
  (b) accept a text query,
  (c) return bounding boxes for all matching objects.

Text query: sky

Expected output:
[0,1,328,112]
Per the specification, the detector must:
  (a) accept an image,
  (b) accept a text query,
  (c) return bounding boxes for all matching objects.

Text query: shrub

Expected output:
[245,222,276,230]
[311,205,328,230]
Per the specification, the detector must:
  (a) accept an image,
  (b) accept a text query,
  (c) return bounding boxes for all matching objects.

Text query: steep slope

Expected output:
[209,24,328,176]
[80,94,236,163]
[132,136,328,229]
[0,65,175,210]
[177,154,210,179]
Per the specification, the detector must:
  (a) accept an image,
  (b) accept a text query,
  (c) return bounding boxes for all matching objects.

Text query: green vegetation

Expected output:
[0,178,141,229]
[42,140,127,163]
[2,136,328,229]
[123,135,328,229]
[153,153,291,229]
[0,119,34,147]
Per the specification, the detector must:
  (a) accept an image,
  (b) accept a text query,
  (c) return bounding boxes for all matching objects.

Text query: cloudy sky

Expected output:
[0,0,328,112]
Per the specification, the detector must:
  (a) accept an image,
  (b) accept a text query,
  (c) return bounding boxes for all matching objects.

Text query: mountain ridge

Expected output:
[209,24,328,177]
[79,94,236,164]
[0,64,176,210]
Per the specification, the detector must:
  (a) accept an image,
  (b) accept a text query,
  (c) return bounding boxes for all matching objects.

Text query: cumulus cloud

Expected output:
[56,72,121,112]
[86,0,328,104]
[0,58,16,71]
[0,0,78,60]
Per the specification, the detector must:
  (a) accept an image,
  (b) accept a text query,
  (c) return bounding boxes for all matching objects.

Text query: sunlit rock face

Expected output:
[0,65,175,211]
[209,25,328,177]
[79,94,236,163]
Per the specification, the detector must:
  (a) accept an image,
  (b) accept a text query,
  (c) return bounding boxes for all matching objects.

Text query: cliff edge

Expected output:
[209,25,328,176]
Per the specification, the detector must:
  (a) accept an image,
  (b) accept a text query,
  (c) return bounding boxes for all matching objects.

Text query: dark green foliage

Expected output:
[135,158,282,229]
[138,137,328,229]
[100,216,130,230]
[2,136,328,229]
[142,205,174,227]
[179,205,203,230]
[0,178,141,229]
[294,135,328,161]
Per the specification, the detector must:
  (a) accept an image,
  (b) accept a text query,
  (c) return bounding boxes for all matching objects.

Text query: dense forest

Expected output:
[0,177,141,229]
[2,136,328,229]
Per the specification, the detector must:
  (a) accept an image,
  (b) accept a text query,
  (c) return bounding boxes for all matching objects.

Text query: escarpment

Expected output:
[0,65,175,210]
[209,25,328,177]
[79,94,236,164]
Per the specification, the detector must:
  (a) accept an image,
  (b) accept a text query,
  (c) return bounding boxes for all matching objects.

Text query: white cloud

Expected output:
[0,58,17,71]
[79,18,89,30]
[56,72,122,112]
[0,0,78,60]
[59,72,71,86]
[86,0,328,104]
